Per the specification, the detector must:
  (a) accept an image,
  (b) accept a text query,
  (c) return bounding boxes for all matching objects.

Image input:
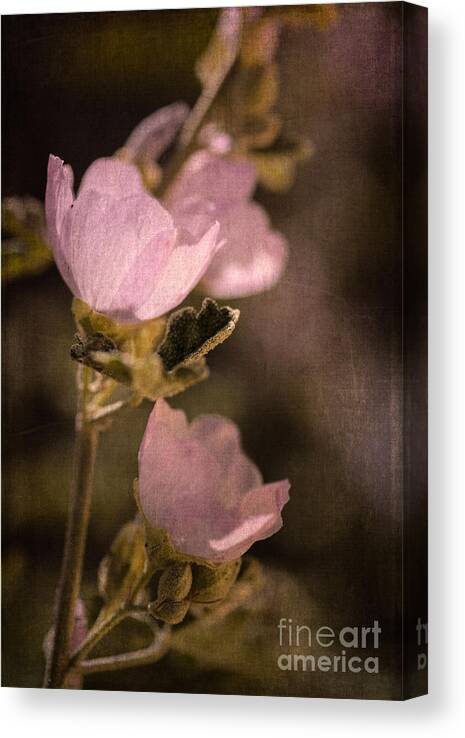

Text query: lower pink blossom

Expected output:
[138,399,290,563]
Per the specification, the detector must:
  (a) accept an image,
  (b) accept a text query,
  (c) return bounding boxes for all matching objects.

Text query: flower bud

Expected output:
[190,560,241,604]
[148,599,190,625]
[157,563,192,604]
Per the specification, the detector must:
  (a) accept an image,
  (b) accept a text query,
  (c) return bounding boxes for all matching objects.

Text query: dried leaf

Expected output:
[157,298,239,372]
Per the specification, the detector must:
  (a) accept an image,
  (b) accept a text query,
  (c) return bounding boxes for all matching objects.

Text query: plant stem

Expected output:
[43,368,99,688]
[67,606,138,672]
[157,12,242,199]
[79,622,171,675]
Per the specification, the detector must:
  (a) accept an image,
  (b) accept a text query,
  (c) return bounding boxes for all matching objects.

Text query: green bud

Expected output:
[190,559,241,604]
[157,563,192,603]
[149,599,190,625]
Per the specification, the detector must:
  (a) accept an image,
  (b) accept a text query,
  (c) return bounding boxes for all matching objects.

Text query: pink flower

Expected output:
[138,399,290,563]
[45,155,221,322]
[165,151,288,298]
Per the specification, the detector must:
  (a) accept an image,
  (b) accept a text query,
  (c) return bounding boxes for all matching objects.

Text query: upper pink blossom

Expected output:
[138,399,290,563]
[45,155,221,322]
[165,151,288,298]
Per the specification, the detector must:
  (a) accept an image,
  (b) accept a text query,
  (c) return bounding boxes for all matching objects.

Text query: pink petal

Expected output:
[138,400,291,563]
[167,151,256,213]
[123,102,189,163]
[190,415,262,492]
[60,187,175,320]
[106,228,177,322]
[208,480,290,562]
[201,201,288,298]
[134,221,221,321]
[78,157,147,199]
[138,402,226,553]
[45,155,78,295]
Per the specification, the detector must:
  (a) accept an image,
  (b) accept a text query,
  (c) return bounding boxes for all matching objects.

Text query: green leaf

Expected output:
[250,136,314,192]
[2,196,53,281]
[71,298,239,402]
[98,519,147,608]
[72,298,166,357]
[157,298,240,372]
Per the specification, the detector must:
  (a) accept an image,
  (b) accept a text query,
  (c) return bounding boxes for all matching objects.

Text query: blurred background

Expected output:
[2,3,426,697]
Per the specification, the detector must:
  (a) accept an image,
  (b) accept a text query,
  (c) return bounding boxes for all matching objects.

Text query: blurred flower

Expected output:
[138,399,290,563]
[45,155,221,322]
[118,102,189,190]
[166,151,288,298]
[120,102,189,166]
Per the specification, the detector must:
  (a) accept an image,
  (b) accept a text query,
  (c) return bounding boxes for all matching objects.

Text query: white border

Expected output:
[2,0,465,735]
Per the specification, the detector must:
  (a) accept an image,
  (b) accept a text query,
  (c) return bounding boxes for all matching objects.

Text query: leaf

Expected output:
[128,353,210,401]
[71,299,238,401]
[250,136,314,192]
[98,519,147,608]
[88,348,209,401]
[2,196,53,281]
[157,298,240,372]
[195,7,316,192]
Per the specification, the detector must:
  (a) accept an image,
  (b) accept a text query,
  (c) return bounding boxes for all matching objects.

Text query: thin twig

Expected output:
[44,367,99,688]
[157,14,242,198]
[78,619,171,676]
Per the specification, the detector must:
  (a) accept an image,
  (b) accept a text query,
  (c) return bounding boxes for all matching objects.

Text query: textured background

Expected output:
[2,3,427,697]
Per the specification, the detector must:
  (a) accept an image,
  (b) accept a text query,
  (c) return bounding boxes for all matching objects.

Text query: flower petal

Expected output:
[45,154,78,294]
[138,401,225,554]
[138,400,290,563]
[202,201,288,298]
[167,151,256,213]
[123,102,189,163]
[190,415,262,493]
[60,187,175,318]
[78,157,148,200]
[208,480,290,562]
[134,221,221,321]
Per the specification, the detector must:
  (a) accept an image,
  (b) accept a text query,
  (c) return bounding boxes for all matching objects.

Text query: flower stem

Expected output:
[43,368,99,688]
[157,11,242,198]
[79,621,171,675]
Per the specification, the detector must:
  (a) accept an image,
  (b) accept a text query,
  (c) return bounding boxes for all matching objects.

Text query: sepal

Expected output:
[71,298,238,402]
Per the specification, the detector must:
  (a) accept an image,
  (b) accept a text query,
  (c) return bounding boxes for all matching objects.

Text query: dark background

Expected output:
[2,3,427,698]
